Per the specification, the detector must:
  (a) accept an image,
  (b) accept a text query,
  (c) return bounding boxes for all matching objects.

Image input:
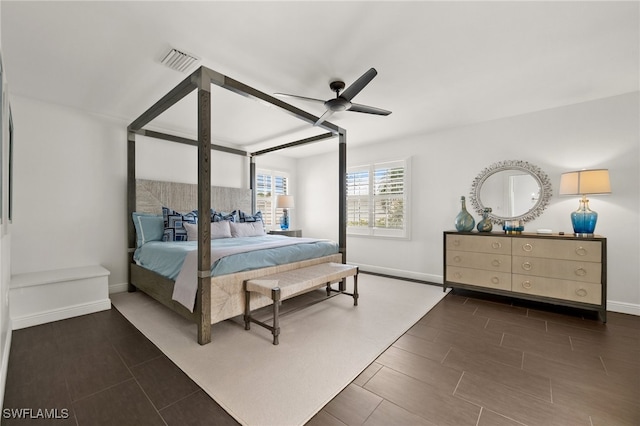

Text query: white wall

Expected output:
[298,92,640,314]
[10,96,128,286]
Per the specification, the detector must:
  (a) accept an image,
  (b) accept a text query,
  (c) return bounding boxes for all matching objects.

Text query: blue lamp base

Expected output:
[280,209,290,230]
[570,198,598,237]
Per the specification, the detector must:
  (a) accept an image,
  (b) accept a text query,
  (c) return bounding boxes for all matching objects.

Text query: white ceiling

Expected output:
[2,1,638,157]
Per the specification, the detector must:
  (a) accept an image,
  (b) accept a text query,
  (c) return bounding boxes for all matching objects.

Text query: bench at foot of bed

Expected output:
[243,262,359,345]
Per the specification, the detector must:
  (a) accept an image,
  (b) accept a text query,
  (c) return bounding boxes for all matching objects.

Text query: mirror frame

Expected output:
[469,160,552,224]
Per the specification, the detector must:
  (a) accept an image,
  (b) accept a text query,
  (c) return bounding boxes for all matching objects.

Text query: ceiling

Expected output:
[2,1,638,158]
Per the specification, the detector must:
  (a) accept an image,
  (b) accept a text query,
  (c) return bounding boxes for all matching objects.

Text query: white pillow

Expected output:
[184,221,232,241]
[229,221,265,237]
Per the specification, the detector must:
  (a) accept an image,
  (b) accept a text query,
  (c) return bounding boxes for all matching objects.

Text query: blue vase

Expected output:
[477,208,493,232]
[571,198,597,236]
[455,196,475,232]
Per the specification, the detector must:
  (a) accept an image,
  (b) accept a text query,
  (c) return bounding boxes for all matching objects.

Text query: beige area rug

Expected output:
[111,274,447,426]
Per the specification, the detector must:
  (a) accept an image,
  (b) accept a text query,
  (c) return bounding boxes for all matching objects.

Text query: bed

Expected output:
[127,67,348,344]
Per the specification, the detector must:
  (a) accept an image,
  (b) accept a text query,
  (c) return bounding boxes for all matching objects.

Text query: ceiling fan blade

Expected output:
[348,103,392,116]
[340,68,378,101]
[314,109,335,126]
[274,93,326,105]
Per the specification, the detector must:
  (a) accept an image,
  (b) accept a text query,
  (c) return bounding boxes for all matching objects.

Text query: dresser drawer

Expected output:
[446,266,511,291]
[513,238,602,262]
[512,274,601,305]
[446,250,511,273]
[512,256,602,284]
[446,234,511,255]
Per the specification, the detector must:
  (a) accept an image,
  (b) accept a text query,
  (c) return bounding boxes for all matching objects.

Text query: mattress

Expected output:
[133,235,340,279]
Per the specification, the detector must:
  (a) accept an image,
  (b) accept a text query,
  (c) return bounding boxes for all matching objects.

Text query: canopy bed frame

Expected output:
[127,66,347,345]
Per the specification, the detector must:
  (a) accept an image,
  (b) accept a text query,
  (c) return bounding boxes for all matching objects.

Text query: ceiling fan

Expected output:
[275,68,392,126]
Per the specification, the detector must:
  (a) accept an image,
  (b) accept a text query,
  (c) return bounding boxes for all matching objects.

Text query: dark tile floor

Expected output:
[3,307,237,426]
[309,289,640,426]
[3,288,639,425]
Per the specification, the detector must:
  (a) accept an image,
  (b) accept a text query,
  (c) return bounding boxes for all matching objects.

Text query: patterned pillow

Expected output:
[162,207,198,242]
[212,210,236,222]
[237,210,262,223]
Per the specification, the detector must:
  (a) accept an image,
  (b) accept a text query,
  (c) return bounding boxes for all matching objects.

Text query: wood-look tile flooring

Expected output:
[310,289,640,426]
[4,288,639,425]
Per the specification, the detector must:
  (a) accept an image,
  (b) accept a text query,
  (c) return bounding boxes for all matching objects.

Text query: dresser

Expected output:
[443,231,607,322]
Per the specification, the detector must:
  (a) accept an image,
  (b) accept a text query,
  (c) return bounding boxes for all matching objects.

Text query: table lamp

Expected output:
[276,195,294,230]
[559,169,611,237]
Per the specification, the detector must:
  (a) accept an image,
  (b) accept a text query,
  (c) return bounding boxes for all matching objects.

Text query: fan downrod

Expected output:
[329,81,346,95]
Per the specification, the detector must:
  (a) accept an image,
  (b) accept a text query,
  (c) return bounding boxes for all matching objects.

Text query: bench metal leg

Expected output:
[353,272,359,306]
[244,285,251,331]
[272,287,281,345]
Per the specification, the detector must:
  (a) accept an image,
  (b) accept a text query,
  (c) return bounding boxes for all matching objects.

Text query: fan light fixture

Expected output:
[275,68,392,126]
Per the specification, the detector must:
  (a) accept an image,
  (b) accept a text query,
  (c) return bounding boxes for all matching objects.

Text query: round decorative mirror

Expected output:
[469,160,552,224]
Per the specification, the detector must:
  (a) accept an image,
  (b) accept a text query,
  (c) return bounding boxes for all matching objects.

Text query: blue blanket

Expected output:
[134,235,339,280]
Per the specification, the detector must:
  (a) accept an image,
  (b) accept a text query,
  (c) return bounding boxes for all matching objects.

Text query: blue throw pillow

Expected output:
[237,210,262,223]
[212,210,236,222]
[132,213,164,248]
[162,207,198,242]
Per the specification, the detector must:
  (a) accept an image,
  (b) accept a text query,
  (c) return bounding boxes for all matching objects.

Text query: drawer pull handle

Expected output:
[454,272,462,279]
[521,280,532,289]
[522,243,533,252]
[491,259,501,267]
[453,239,461,246]
[453,256,462,263]
[575,288,588,297]
[521,262,533,271]
[491,277,500,284]
[575,267,587,277]
[491,242,502,249]
[575,246,588,256]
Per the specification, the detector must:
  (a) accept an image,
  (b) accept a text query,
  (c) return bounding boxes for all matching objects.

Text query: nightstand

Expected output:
[268,229,302,237]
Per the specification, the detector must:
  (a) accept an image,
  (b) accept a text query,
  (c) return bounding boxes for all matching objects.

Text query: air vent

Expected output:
[160,48,200,73]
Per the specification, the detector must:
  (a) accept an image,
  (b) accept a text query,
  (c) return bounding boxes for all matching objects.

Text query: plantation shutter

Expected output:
[347,159,409,238]
[256,170,290,227]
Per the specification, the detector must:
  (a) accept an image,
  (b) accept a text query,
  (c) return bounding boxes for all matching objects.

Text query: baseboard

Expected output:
[11,299,111,330]
[607,300,640,316]
[353,263,442,284]
[109,282,130,294]
[0,322,12,410]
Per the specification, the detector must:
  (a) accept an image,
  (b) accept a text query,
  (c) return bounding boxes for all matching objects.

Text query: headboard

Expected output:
[135,179,252,215]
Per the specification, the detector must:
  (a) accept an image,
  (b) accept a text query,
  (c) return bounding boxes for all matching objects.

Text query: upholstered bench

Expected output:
[243,262,359,345]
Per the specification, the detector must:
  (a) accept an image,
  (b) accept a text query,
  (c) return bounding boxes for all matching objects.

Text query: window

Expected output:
[256,169,290,228]
[347,158,410,238]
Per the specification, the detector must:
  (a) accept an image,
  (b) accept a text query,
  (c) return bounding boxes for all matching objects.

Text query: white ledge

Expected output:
[11,265,110,289]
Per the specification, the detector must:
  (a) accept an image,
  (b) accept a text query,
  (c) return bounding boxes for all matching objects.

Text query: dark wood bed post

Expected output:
[196,69,212,345]
[249,155,256,213]
[338,129,347,291]
[127,131,137,292]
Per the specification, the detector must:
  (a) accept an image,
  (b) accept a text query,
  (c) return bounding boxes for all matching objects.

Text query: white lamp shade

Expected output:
[559,169,611,196]
[276,195,295,209]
